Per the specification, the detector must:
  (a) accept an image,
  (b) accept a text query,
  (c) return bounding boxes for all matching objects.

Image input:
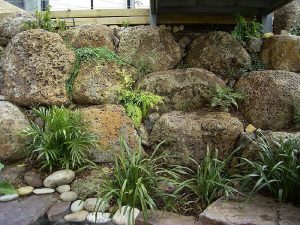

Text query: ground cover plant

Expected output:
[211,85,244,112]
[290,22,300,36]
[0,162,16,195]
[236,135,300,203]
[22,106,97,172]
[232,14,263,42]
[22,6,66,32]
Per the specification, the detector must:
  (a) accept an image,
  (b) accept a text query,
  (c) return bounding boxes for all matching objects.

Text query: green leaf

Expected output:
[0,181,17,195]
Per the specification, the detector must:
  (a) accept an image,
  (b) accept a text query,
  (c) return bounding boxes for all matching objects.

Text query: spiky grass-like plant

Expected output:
[22,106,97,171]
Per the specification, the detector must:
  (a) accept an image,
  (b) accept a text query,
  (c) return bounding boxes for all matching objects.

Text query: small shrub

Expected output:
[211,85,244,112]
[98,138,175,224]
[172,147,238,214]
[0,162,17,195]
[121,21,130,28]
[236,135,300,202]
[290,22,300,36]
[22,106,97,171]
[118,89,163,128]
[232,14,263,42]
[23,6,66,32]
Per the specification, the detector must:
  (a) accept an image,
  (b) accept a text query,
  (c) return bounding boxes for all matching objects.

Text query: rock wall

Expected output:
[0,21,299,165]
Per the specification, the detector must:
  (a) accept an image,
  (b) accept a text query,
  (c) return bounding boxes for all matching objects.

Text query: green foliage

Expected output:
[98,138,175,224]
[211,85,244,112]
[22,106,97,172]
[0,162,17,195]
[172,147,238,213]
[232,14,263,42]
[236,135,300,202]
[67,47,127,98]
[22,6,66,32]
[293,104,300,125]
[118,88,163,128]
[290,22,300,36]
[121,20,130,28]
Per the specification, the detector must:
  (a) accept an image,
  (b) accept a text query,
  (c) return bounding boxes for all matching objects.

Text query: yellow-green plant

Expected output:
[22,6,66,32]
[22,106,97,171]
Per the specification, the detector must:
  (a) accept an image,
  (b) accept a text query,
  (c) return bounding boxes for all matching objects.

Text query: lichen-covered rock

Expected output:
[2,29,75,106]
[150,111,243,165]
[185,31,251,79]
[0,12,36,47]
[0,101,30,161]
[137,68,226,113]
[235,70,300,131]
[261,35,300,72]
[117,26,181,73]
[82,105,139,162]
[273,0,300,34]
[72,60,136,105]
[60,25,115,50]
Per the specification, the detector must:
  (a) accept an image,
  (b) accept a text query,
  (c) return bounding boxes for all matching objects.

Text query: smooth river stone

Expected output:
[24,171,43,188]
[56,184,71,193]
[71,200,84,213]
[60,191,78,202]
[33,188,55,195]
[64,210,89,222]
[17,186,34,196]
[43,170,75,188]
[0,194,18,202]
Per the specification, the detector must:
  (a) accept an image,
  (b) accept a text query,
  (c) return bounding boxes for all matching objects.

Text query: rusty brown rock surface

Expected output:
[261,35,300,73]
[2,29,75,106]
[235,70,300,131]
[82,104,140,162]
[150,111,243,165]
[60,24,116,50]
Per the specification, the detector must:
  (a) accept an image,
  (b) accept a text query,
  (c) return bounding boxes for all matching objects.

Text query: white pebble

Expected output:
[71,200,84,213]
[87,212,111,224]
[0,194,18,202]
[33,188,55,194]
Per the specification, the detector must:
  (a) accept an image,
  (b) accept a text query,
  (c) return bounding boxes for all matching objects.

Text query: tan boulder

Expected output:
[117,26,181,73]
[60,24,115,50]
[0,101,30,161]
[235,70,300,131]
[185,31,251,79]
[2,29,75,106]
[72,60,137,105]
[82,104,139,162]
[137,68,226,113]
[150,111,243,165]
[261,35,300,72]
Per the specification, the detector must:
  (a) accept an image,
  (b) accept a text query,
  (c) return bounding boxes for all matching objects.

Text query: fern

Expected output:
[211,85,244,112]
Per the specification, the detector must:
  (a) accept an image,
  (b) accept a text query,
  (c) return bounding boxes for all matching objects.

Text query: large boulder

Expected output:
[185,31,251,79]
[137,68,226,113]
[261,35,300,73]
[199,195,300,225]
[60,24,115,50]
[117,26,181,73]
[0,11,36,47]
[72,60,137,105]
[273,0,300,34]
[2,29,75,106]
[234,70,300,131]
[150,111,244,165]
[81,104,139,162]
[0,101,30,161]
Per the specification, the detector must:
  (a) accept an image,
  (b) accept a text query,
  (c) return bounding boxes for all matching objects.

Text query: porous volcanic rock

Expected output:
[2,29,75,106]
[0,11,36,47]
[235,70,300,131]
[60,24,115,50]
[0,101,30,161]
[117,26,181,73]
[150,111,243,165]
[81,104,140,162]
[261,35,300,73]
[185,31,251,79]
[137,68,226,112]
[72,60,137,105]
